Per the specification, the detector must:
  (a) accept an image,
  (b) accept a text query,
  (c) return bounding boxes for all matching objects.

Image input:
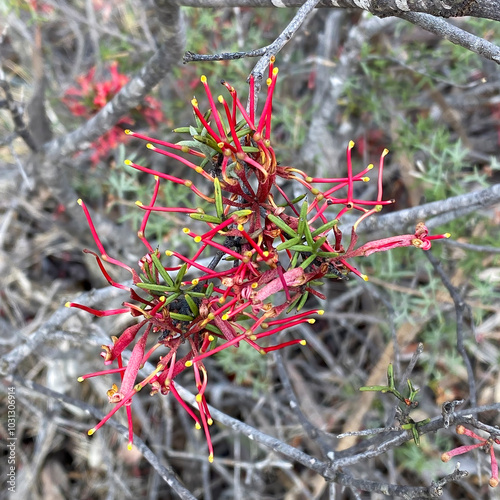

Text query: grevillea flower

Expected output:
[68,58,449,461]
[63,62,164,164]
[442,425,499,487]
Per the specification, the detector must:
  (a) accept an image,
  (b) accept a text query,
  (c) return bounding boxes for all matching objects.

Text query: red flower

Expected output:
[442,425,499,487]
[68,59,449,460]
[63,62,164,164]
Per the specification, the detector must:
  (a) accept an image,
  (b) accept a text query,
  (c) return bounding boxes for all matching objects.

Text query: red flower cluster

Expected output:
[442,425,499,487]
[68,59,449,461]
[63,62,164,164]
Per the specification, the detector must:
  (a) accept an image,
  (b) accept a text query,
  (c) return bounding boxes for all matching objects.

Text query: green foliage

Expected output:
[214,342,269,395]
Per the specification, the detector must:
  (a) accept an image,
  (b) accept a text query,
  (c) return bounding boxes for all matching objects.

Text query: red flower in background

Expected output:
[63,62,164,164]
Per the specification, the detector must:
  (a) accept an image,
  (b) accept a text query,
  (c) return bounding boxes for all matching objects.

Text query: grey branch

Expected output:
[397,11,500,64]
[355,183,500,235]
[160,0,499,22]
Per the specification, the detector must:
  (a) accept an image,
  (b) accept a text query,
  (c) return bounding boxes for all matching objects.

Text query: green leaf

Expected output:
[387,363,395,389]
[300,253,317,269]
[213,177,224,219]
[311,219,339,238]
[174,263,188,288]
[359,385,390,392]
[277,193,306,208]
[184,294,199,316]
[150,252,174,287]
[267,214,298,238]
[170,312,194,322]
[275,236,302,251]
[189,213,222,223]
[296,291,309,311]
[136,282,177,293]
[205,282,214,297]
[297,201,309,237]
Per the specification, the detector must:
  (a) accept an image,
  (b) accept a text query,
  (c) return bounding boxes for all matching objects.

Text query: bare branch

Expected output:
[355,183,500,235]
[0,79,38,152]
[9,376,197,500]
[424,251,477,408]
[158,0,500,23]
[397,11,500,64]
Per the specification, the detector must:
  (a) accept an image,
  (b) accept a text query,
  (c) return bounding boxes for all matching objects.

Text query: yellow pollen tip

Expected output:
[165,250,173,256]
[362,177,370,182]
[124,159,133,166]
[266,77,272,86]
[124,129,132,135]
[273,67,279,75]
[318,310,324,315]
[348,140,355,149]
[251,282,258,289]
[183,227,190,234]
[208,454,214,463]
[311,188,319,195]
[185,361,193,367]
[208,418,213,425]
[362,274,369,281]
[137,231,144,238]
[195,423,201,430]
[444,233,451,238]
[305,177,313,182]
[367,163,374,170]
[307,319,316,324]
[135,201,143,206]
[375,205,383,212]
[196,394,202,402]
[218,297,226,304]
[146,143,155,150]
[77,199,83,205]
[218,95,224,103]
[88,428,96,436]
[194,236,202,243]
[65,302,71,308]
[185,180,193,187]
[300,340,306,346]
[195,167,203,173]
[192,279,199,285]
[237,224,244,231]
[208,335,214,341]
[260,349,266,355]
[250,335,257,341]
[263,251,269,257]
[201,75,207,83]
[382,148,389,156]
[159,296,166,302]
[127,443,133,451]
[77,377,84,382]
[154,175,159,181]
[222,314,229,321]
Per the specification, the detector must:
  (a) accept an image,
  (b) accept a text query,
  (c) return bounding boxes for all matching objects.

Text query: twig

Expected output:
[249,0,320,87]
[8,376,197,500]
[0,79,38,152]
[424,251,477,409]
[355,183,500,235]
[151,0,500,24]
[443,239,500,254]
[397,12,500,65]
[274,349,334,460]
[183,0,320,91]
